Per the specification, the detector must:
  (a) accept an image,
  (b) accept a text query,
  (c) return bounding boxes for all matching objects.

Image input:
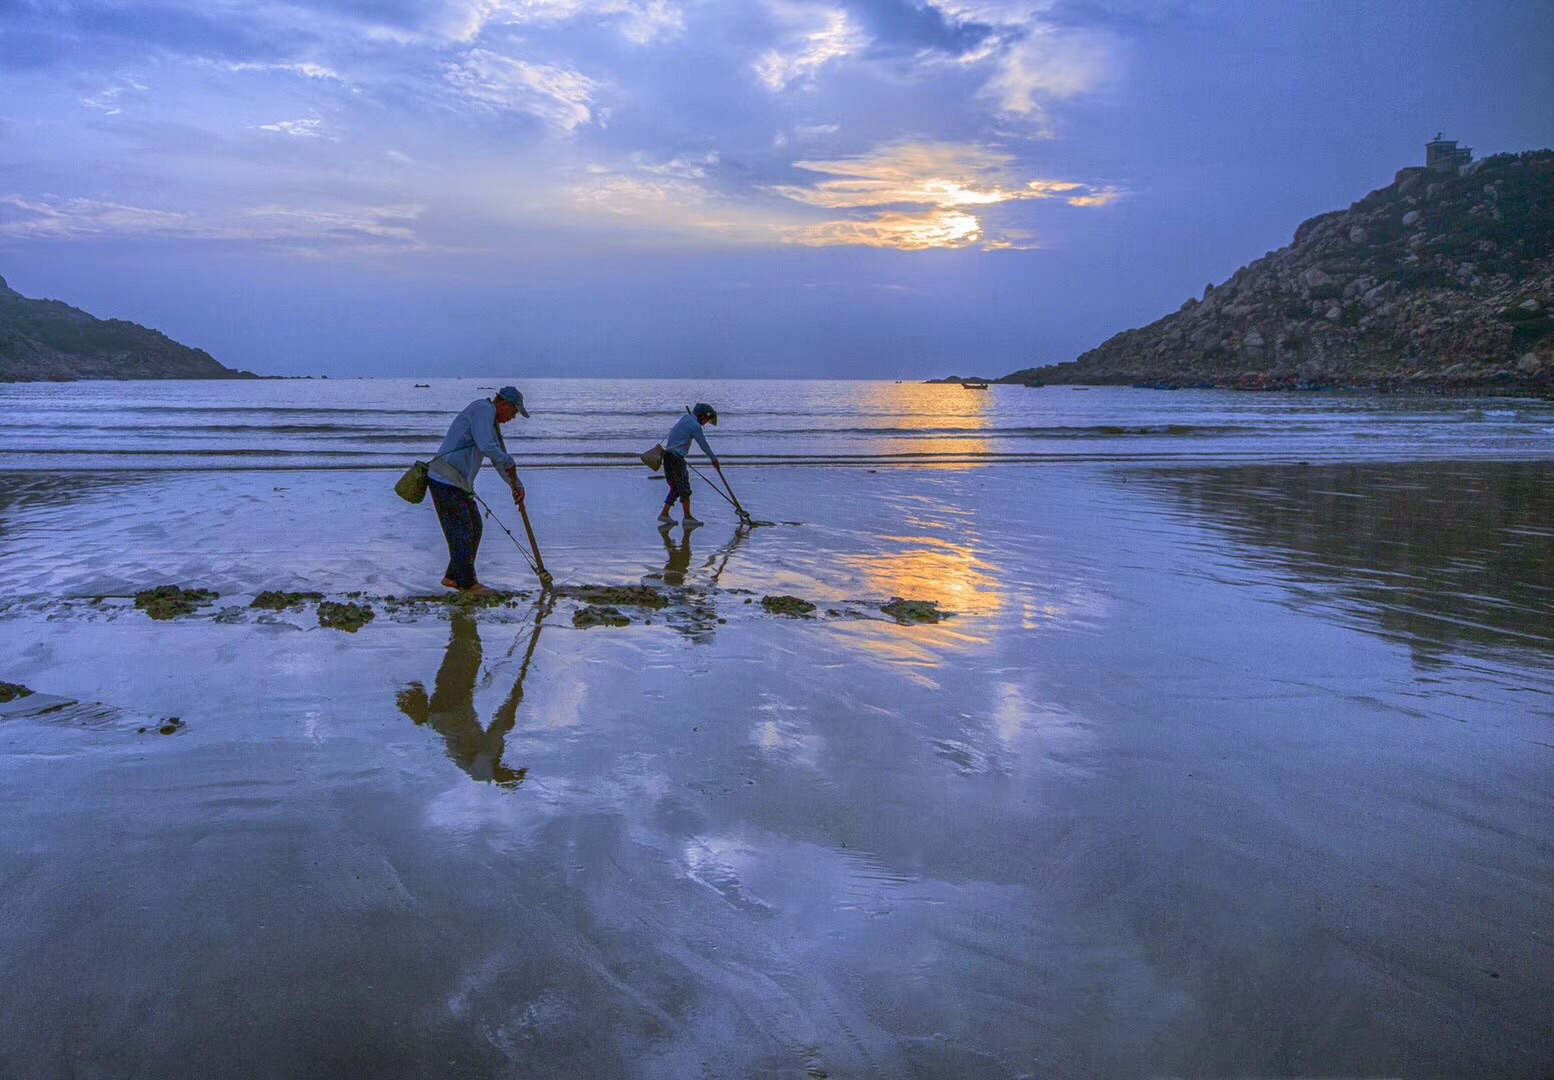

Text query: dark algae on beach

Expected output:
[574,605,631,628]
[562,585,669,609]
[0,682,33,703]
[317,601,374,632]
[250,590,324,610]
[134,586,218,620]
[761,595,816,617]
[880,598,950,624]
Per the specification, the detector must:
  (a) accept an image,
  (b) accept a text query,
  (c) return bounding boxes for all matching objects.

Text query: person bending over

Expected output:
[659,402,720,527]
[428,386,528,595]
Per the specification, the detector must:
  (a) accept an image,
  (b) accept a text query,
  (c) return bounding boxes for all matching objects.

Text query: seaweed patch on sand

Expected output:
[562,585,668,610]
[881,598,951,624]
[134,586,219,620]
[0,681,34,703]
[448,590,523,609]
[762,595,816,617]
[251,591,324,611]
[318,601,375,632]
[574,605,631,628]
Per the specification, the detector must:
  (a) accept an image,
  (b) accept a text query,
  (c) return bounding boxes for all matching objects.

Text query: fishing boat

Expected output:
[960,380,990,390]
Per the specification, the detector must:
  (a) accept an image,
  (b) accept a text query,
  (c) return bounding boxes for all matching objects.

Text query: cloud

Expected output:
[914,1,1116,128]
[773,141,1033,209]
[257,118,326,138]
[843,0,994,58]
[0,194,189,240]
[443,49,600,131]
[0,193,442,256]
[768,140,1116,250]
[241,204,426,243]
[923,0,1053,23]
[635,151,720,178]
[754,3,868,91]
[774,121,841,147]
[782,207,982,249]
[565,158,747,238]
[81,79,148,116]
[3,0,1128,263]
[573,175,710,217]
[479,0,685,44]
[1065,184,1122,206]
[226,61,345,81]
[981,23,1113,125]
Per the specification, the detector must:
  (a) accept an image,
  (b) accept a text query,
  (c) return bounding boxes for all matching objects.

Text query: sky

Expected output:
[1,0,1551,378]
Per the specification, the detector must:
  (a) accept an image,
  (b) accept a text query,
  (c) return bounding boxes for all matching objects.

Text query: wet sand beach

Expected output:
[1,384,1552,1078]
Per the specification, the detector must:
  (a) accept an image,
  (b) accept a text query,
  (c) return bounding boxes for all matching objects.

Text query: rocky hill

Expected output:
[0,274,255,381]
[1006,150,1554,392]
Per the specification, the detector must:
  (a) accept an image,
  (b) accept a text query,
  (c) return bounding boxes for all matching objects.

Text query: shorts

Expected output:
[663,450,691,501]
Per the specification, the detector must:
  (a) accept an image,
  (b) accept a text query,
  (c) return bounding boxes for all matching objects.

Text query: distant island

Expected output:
[0,273,256,381]
[991,141,1554,393]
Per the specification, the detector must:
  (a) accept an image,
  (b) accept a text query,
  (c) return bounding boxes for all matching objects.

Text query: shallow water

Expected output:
[1,383,1552,1078]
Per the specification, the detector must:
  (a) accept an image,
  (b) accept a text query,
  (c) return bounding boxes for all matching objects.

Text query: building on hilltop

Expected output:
[1426,133,1473,174]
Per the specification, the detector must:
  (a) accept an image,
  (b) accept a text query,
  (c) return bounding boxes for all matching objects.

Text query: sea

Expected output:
[2,377,1551,471]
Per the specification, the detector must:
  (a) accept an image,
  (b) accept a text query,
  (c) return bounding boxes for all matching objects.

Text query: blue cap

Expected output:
[497,386,529,417]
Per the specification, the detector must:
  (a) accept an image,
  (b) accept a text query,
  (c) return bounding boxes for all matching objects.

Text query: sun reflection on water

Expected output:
[855,380,995,469]
[843,533,1003,618]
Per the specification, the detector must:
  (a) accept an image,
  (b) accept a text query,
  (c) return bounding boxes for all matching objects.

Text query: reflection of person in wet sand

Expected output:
[396,610,545,787]
[657,524,693,586]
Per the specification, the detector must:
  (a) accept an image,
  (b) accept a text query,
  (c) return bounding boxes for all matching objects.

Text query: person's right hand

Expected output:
[512,481,525,507]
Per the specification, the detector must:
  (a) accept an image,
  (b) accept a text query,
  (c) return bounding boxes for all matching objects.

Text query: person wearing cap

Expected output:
[658,403,720,527]
[427,386,529,595]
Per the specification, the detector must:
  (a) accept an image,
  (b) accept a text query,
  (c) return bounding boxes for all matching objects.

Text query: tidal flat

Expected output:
[0,461,1550,1078]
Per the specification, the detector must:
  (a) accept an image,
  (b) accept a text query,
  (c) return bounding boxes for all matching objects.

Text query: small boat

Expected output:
[960,381,990,390]
[1023,381,1045,388]
[413,383,431,388]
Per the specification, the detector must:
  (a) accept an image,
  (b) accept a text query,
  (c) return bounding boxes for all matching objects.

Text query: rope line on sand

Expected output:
[470,490,542,578]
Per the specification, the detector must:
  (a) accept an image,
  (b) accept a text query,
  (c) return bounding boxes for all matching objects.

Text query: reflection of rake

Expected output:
[494,593,554,724]
[701,523,750,587]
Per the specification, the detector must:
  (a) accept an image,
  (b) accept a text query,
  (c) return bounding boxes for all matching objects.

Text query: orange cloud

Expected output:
[782,208,982,250]
[769,141,1116,250]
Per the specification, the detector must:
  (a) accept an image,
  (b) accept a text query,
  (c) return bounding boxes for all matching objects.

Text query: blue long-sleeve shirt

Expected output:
[664,413,717,463]
[428,398,517,493]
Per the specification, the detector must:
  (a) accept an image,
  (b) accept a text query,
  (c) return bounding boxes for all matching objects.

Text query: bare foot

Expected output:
[442,577,459,590]
[467,583,498,597]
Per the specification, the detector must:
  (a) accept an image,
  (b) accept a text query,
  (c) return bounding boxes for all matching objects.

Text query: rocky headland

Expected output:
[0,273,255,381]
[1004,149,1554,393]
